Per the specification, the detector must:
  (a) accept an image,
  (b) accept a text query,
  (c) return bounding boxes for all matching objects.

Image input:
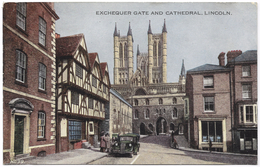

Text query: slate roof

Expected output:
[230,50,257,63]
[56,34,84,57]
[88,52,98,68]
[187,64,230,73]
[110,88,132,108]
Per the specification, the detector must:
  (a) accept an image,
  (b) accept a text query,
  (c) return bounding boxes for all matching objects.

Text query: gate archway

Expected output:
[156,117,167,135]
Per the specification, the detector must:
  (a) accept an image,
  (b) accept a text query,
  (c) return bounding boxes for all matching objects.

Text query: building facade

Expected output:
[55,34,110,152]
[226,50,257,154]
[112,20,186,135]
[186,50,257,153]
[3,2,59,163]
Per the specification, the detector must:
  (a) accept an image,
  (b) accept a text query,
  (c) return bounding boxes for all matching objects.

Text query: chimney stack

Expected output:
[55,33,60,38]
[227,50,242,63]
[218,52,225,66]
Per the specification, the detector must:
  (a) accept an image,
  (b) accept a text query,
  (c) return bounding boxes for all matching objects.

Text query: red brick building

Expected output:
[55,34,110,152]
[3,3,59,163]
[186,63,232,152]
[186,50,257,153]
[226,50,257,154]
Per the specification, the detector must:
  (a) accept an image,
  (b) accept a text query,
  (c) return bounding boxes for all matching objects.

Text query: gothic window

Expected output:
[159,98,163,105]
[39,17,46,46]
[16,50,27,83]
[124,43,127,67]
[39,63,46,90]
[146,109,150,119]
[134,110,139,119]
[153,41,157,66]
[134,99,138,106]
[173,97,177,104]
[146,99,149,105]
[119,43,123,67]
[16,3,26,30]
[158,41,161,65]
[172,108,177,118]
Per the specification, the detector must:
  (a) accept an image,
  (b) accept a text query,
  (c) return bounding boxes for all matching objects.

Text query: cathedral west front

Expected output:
[112,20,186,135]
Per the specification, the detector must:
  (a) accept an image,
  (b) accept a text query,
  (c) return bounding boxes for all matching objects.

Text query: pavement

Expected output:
[15,134,256,164]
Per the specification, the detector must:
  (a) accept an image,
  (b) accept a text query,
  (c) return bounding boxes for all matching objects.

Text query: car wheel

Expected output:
[134,152,137,155]
[129,153,133,158]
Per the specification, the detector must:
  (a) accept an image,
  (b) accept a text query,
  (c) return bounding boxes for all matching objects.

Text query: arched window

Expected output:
[146,109,150,119]
[134,110,139,119]
[124,43,127,67]
[172,108,177,118]
[146,99,149,105]
[159,98,163,105]
[119,43,123,67]
[153,41,157,66]
[170,123,175,131]
[134,99,138,106]
[173,97,177,104]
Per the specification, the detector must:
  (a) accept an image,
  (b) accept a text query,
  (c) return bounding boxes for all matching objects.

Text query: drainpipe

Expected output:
[229,68,233,152]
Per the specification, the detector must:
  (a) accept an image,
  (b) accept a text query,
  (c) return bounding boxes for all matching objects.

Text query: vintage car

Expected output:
[111,133,140,157]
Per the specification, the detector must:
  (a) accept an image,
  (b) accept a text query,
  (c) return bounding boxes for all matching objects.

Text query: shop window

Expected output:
[69,120,82,140]
[201,121,222,142]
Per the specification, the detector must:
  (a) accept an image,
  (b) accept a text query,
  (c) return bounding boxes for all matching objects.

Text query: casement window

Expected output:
[172,108,178,118]
[68,120,82,140]
[88,98,93,109]
[16,3,26,30]
[38,112,45,138]
[145,109,150,119]
[103,85,106,93]
[203,76,214,88]
[134,99,138,106]
[242,84,252,99]
[39,63,46,90]
[39,17,46,46]
[76,63,83,79]
[16,50,27,82]
[159,98,163,105]
[242,65,251,77]
[134,110,139,119]
[239,104,257,124]
[92,76,97,88]
[204,97,214,112]
[202,121,222,142]
[146,99,149,105]
[71,91,79,105]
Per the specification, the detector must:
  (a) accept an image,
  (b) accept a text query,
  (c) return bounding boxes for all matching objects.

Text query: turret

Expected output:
[148,20,153,83]
[114,22,119,84]
[162,19,167,83]
[127,22,133,81]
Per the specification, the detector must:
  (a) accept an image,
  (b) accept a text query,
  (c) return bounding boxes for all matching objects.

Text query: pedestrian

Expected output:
[105,133,111,153]
[209,139,212,152]
[100,131,106,152]
[173,137,179,149]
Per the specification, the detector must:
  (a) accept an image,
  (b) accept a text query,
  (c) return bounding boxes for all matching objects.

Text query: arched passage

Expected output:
[156,117,167,135]
[140,123,146,135]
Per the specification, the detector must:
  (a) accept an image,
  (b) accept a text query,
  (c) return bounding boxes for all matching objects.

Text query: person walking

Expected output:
[100,131,106,152]
[105,133,111,153]
[173,137,179,149]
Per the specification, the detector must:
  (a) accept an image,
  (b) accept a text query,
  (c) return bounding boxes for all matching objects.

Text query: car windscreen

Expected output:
[120,136,133,141]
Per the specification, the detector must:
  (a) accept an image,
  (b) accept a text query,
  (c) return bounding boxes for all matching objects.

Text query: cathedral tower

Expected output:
[113,22,134,85]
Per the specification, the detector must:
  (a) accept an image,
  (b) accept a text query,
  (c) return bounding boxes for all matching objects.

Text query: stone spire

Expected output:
[148,20,152,34]
[113,22,118,36]
[180,59,186,77]
[162,19,167,33]
[137,44,140,55]
[127,22,132,36]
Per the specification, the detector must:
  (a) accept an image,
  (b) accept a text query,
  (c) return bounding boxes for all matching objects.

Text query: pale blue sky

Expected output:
[54,2,257,83]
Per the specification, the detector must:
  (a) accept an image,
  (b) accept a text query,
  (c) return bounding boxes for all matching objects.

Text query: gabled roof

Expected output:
[187,64,230,73]
[56,34,84,57]
[88,52,98,68]
[100,62,107,77]
[231,50,257,63]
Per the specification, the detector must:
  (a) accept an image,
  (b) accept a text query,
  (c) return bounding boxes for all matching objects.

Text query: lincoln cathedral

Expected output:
[112,20,187,135]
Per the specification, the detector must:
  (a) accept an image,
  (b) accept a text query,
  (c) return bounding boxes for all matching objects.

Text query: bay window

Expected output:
[239,104,257,124]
